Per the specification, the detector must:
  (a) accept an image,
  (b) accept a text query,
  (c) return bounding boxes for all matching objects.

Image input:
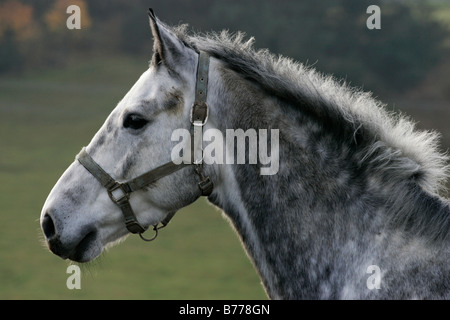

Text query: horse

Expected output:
[40,9,450,299]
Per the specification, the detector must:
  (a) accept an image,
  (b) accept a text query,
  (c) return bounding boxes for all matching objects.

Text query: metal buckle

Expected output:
[125,219,146,234]
[198,176,214,196]
[107,182,129,204]
[139,225,159,242]
[190,102,208,126]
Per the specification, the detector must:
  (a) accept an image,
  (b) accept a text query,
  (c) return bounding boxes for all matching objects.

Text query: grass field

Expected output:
[1,52,449,300]
[0,56,267,299]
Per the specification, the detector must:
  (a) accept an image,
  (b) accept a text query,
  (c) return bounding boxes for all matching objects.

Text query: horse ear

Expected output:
[148,9,163,65]
[148,8,190,69]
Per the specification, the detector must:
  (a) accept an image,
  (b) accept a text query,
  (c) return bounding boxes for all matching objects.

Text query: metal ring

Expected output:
[138,225,158,242]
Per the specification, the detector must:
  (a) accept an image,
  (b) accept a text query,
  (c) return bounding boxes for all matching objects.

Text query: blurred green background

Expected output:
[0,0,449,299]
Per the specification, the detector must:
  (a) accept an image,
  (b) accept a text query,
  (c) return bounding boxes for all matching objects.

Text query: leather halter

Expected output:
[76,51,213,241]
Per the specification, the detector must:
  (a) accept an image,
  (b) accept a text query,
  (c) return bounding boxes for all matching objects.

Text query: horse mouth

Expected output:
[68,230,100,262]
[46,229,101,263]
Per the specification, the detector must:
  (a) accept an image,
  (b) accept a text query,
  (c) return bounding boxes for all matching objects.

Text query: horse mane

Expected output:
[171,24,449,197]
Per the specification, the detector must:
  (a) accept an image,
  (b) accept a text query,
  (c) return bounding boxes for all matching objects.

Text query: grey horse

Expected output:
[41,10,449,299]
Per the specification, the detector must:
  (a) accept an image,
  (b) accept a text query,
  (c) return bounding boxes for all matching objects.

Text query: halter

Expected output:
[76,50,213,241]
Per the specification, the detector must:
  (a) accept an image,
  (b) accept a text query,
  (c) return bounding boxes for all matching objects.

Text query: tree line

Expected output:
[1,0,449,94]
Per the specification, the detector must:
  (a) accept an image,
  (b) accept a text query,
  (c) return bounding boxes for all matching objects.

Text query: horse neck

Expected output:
[204,66,379,298]
[204,64,450,299]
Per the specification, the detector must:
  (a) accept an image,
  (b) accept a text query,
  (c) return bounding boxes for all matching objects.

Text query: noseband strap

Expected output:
[76,148,190,234]
[76,50,213,240]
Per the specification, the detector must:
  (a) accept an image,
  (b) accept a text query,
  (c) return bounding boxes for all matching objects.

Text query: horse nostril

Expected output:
[42,213,56,239]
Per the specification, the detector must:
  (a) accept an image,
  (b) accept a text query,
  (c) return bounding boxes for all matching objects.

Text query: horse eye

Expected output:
[123,113,149,130]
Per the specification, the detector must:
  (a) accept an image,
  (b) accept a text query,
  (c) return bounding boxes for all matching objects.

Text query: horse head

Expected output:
[40,10,211,262]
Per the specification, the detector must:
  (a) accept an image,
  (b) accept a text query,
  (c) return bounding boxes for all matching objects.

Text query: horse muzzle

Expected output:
[41,211,101,262]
